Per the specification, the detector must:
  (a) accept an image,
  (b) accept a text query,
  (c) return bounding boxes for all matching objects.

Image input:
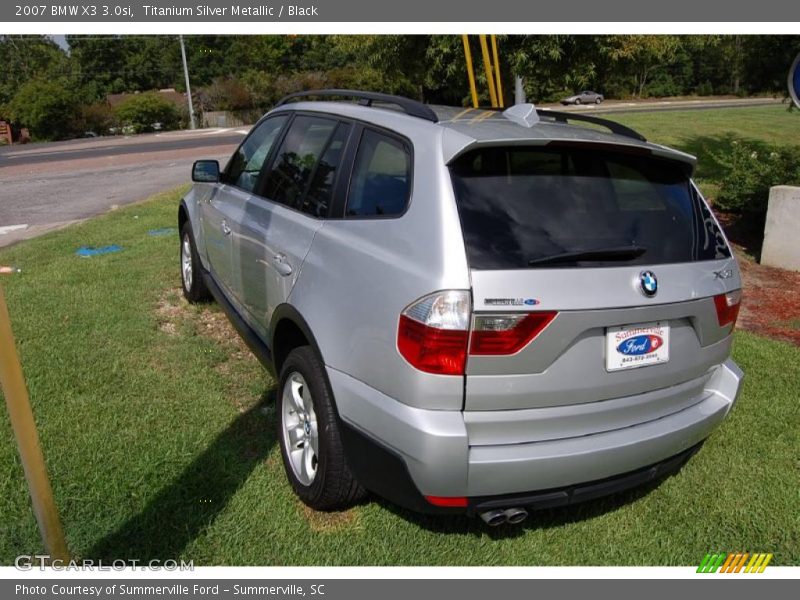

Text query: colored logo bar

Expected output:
[697,552,773,573]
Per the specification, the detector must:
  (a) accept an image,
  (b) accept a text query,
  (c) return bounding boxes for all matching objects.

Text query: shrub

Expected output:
[78,102,118,135]
[715,141,800,214]
[7,79,80,140]
[695,80,714,96]
[199,76,254,111]
[115,92,181,133]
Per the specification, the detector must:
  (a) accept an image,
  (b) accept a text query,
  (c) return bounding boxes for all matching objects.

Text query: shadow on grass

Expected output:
[377,472,682,541]
[87,389,276,562]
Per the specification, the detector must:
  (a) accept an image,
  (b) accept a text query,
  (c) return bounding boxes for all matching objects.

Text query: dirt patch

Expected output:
[154,292,183,336]
[735,248,800,345]
[154,288,263,410]
[155,287,250,352]
[299,503,360,534]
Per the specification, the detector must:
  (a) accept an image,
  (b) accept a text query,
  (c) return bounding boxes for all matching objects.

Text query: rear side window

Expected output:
[450,146,731,270]
[300,123,351,218]
[346,129,411,217]
[225,115,287,193]
[262,116,338,214]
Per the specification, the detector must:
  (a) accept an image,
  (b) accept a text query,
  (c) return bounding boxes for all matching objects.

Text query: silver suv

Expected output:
[179,90,743,525]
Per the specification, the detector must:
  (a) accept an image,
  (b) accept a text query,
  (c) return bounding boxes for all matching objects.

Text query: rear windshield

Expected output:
[450,146,731,270]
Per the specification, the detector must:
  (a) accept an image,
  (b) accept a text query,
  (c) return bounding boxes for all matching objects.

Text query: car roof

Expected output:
[269,100,697,172]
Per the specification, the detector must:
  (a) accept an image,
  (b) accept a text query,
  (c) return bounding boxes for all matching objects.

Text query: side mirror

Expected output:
[192,160,220,183]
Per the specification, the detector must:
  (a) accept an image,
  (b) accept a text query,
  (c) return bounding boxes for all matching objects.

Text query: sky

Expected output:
[51,35,69,50]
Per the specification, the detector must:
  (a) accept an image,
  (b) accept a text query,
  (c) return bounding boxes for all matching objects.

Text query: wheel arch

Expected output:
[270,304,327,378]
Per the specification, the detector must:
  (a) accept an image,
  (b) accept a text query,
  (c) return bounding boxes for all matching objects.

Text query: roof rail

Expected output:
[536,109,646,142]
[276,89,439,123]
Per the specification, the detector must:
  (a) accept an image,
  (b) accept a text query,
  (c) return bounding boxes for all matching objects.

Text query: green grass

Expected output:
[1,184,799,565]
[610,105,800,197]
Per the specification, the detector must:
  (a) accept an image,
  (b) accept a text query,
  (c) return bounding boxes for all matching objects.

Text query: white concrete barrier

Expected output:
[761,185,800,271]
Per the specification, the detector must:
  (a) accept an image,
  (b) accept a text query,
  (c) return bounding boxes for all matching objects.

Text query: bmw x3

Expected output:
[178,90,743,525]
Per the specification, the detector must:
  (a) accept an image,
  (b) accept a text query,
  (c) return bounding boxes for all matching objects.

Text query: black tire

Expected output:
[180,222,211,303]
[575,98,581,105]
[596,97,602,104]
[277,346,365,510]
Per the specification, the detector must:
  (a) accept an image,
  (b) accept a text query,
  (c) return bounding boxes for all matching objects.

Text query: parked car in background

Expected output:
[562,90,604,105]
[179,90,743,526]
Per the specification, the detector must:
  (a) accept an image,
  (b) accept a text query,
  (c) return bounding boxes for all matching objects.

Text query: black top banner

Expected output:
[3,0,800,22]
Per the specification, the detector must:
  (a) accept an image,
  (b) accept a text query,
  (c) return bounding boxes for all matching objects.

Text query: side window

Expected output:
[262,116,338,212]
[225,116,287,193]
[301,123,351,218]
[346,129,411,217]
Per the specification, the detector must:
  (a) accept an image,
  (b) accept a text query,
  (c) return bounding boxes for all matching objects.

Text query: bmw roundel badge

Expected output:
[639,271,658,297]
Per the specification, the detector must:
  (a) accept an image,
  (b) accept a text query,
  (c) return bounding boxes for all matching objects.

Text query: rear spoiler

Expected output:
[442,132,697,177]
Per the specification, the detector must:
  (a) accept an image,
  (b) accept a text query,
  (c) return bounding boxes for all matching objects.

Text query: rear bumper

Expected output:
[329,359,743,513]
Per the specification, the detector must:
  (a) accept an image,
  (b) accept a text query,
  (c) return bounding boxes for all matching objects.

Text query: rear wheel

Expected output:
[575,98,581,105]
[180,222,211,303]
[277,346,365,510]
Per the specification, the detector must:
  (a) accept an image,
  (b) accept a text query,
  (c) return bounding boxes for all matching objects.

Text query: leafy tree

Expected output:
[115,92,182,133]
[7,78,81,140]
[603,35,682,97]
[0,35,70,106]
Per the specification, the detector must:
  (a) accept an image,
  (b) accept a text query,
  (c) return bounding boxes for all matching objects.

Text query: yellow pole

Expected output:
[479,35,498,108]
[461,35,480,108]
[0,269,70,562]
[490,35,504,108]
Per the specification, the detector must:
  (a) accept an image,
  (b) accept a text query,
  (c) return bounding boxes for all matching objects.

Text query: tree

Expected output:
[7,78,81,140]
[603,35,682,97]
[115,92,182,133]
[0,36,69,106]
[506,36,601,102]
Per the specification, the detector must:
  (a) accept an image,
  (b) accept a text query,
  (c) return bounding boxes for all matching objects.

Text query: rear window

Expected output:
[450,146,730,270]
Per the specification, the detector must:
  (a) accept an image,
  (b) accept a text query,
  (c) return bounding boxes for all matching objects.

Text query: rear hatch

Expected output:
[450,144,741,422]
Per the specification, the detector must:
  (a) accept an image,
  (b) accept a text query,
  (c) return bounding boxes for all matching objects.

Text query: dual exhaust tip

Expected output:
[479,507,528,526]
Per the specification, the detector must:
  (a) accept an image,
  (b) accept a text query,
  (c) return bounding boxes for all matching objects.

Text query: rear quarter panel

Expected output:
[288,128,471,410]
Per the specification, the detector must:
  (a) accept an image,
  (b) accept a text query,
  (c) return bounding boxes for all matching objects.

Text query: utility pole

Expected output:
[179,35,196,130]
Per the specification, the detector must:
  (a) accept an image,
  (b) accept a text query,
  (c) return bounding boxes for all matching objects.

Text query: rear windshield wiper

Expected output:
[528,245,648,266]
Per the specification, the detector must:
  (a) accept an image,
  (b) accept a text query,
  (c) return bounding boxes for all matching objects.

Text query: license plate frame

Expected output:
[605,321,670,372]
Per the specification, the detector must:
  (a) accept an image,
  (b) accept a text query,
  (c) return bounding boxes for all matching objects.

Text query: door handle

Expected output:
[271,253,293,277]
[221,220,231,236]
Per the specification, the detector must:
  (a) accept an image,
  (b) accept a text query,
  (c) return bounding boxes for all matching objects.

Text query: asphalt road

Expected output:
[0,96,783,249]
[545,96,782,114]
[0,128,249,247]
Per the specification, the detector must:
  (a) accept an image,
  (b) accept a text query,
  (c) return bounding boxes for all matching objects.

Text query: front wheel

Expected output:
[180,222,211,303]
[575,98,581,105]
[595,97,602,104]
[277,346,365,510]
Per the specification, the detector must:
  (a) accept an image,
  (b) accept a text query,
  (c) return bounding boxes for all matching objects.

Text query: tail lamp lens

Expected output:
[714,289,742,328]
[397,291,471,375]
[425,495,468,508]
[470,312,558,355]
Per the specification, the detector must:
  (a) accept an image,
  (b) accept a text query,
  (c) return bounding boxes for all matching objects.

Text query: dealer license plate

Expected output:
[605,321,670,371]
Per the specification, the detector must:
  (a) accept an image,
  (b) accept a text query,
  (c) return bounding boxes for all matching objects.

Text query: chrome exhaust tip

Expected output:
[503,507,528,525]
[479,509,508,526]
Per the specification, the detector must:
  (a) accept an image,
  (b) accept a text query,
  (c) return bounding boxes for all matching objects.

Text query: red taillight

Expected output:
[398,316,469,375]
[425,495,468,508]
[470,312,557,355]
[713,290,742,328]
[397,291,471,376]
